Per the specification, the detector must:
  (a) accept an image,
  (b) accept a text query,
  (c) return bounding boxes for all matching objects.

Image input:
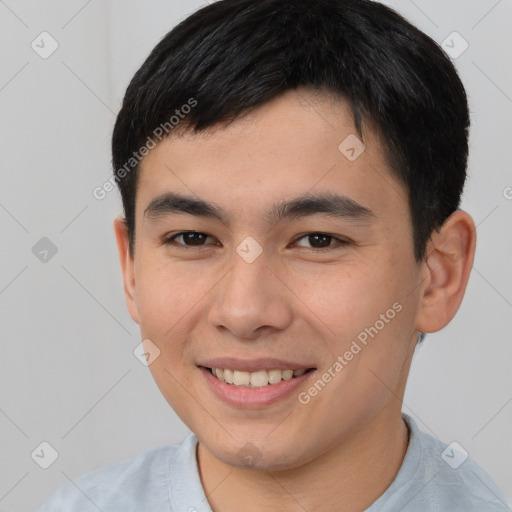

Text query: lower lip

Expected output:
[200,367,315,409]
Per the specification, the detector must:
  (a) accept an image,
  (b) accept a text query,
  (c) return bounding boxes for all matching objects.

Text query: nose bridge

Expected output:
[208,244,293,338]
[226,247,271,298]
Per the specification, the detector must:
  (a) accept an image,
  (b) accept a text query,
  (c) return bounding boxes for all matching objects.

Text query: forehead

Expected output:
[136,89,408,224]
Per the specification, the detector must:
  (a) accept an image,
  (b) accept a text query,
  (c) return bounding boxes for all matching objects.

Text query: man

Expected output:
[38,0,511,510]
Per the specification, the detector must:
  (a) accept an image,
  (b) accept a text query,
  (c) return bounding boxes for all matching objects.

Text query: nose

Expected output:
[207,249,294,340]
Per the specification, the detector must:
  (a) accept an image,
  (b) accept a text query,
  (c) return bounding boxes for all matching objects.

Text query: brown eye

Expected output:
[164,231,216,247]
[294,232,348,250]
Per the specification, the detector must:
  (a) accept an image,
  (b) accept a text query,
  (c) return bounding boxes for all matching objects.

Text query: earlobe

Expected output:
[415,210,476,333]
[113,216,140,324]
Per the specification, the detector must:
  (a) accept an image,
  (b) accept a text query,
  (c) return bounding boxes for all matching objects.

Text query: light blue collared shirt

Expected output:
[37,414,511,511]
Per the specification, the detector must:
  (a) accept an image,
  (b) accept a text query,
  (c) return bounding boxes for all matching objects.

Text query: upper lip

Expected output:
[197,357,316,372]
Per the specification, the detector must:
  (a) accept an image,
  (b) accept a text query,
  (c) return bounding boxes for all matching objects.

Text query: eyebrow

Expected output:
[143,191,376,225]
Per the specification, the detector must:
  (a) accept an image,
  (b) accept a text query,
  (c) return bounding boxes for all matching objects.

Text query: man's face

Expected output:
[120,88,425,469]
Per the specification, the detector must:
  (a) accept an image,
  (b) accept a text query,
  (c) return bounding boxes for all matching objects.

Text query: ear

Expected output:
[113,216,140,324]
[415,210,476,333]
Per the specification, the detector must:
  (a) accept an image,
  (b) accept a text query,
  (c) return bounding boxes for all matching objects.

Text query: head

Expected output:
[112,0,475,470]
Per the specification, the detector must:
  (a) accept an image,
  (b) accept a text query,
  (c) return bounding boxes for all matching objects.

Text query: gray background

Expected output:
[0,1,511,510]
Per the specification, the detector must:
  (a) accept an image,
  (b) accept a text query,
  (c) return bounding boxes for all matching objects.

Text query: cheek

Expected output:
[292,260,402,342]
[134,258,208,421]
[134,256,208,338]
[296,257,417,385]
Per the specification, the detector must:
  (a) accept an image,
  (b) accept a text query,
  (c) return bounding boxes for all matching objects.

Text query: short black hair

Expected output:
[112,0,470,261]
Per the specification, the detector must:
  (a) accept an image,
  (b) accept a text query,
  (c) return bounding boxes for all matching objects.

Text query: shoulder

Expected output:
[36,435,196,512]
[401,415,512,511]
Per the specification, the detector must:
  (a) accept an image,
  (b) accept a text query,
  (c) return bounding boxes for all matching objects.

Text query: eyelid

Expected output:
[292,232,350,250]
[163,231,350,251]
[162,231,218,248]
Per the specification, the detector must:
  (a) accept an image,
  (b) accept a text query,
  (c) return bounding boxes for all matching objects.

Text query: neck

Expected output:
[197,408,410,512]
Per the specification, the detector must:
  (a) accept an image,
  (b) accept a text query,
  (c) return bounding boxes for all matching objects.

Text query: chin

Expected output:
[204,433,313,472]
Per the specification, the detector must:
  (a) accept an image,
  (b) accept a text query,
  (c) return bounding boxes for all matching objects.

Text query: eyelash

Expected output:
[161,231,349,251]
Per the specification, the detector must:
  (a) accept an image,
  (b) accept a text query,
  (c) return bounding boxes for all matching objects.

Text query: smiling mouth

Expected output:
[205,367,316,388]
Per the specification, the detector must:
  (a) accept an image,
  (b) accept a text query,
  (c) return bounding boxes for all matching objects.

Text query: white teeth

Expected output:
[210,367,310,387]
[233,370,250,386]
[250,370,269,387]
[282,369,294,380]
[268,369,283,384]
[223,368,234,384]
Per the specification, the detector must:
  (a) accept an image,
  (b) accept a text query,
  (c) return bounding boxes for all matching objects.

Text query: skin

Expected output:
[114,87,476,511]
